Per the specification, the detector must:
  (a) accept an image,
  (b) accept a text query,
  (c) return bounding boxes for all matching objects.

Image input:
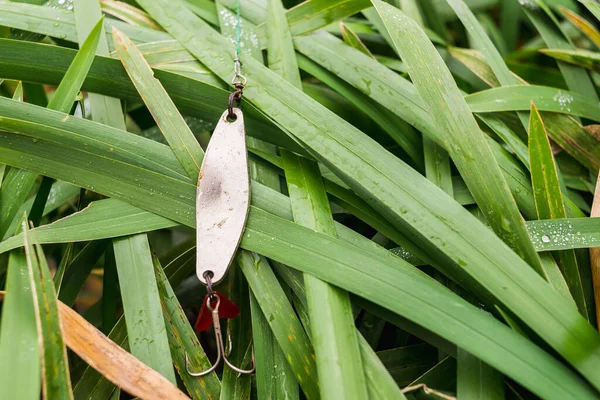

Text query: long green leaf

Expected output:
[373,0,544,282]
[0,239,40,399]
[579,0,600,21]
[22,222,73,399]
[249,292,299,400]
[241,207,599,400]
[112,233,177,383]
[153,255,221,399]
[73,0,126,129]
[0,39,301,153]
[540,48,600,71]
[466,85,600,122]
[237,250,320,399]
[296,53,424,169]
[14,199,598,256]
[2,196,600,398]
[0,168,37,239]
[522,0,599,101]
[281,151,368,399]
[268,0,368,397]
[57,240,109,307]
[457,349,504,400]
[26,16,105,227]
[112,28,203,180]
[7,2,600,394]
[48,17,103,112]
[292,32,536,216]
[529,104,589,317]
[273,256,406,399]
[449,47,600,172]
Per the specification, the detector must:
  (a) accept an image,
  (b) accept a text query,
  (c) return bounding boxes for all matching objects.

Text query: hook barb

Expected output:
[186,294,255,377]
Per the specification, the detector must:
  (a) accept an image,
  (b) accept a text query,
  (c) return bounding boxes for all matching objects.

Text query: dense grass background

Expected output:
[1,0,600,398]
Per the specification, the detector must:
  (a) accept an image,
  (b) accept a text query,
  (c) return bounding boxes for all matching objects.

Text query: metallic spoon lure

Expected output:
[195,108,250,285]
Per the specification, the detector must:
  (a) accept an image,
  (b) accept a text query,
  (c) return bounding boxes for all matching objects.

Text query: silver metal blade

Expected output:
[196,108,250,285]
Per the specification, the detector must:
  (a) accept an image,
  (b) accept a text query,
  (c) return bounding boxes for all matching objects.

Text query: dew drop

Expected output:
[542,235,551,243]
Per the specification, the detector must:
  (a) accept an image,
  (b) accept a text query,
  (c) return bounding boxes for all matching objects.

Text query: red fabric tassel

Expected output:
[194,290,240,332]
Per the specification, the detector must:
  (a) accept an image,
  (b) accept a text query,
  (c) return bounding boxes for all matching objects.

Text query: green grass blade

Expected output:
[267,0,302,87]
[274,258,406,399]
[112,233,176,383]
[250,292,299,400]
[501,0,522,51]
[466,85,600,122]
[476,114,529,166]
[414,0,452,42]
[112,28,203,180]
[182,0,219,24]
[292,33,533,213]
[58,240,109,307]
[219,263,253,400]
[255,0,372,39]
[153,255,221,399]
[522,0,599,102]
[281,151,369,400]
[259,2,302,398]
[540,48,600,71]
[12,81,23,101]
[447,0,518,86]
[268,3,368,395]
[423,136,453,195]
[527,218,600,251]
[73,0,127,130]
[22,17,104,229]
[444,0,531,133]
[457,349,504,400]
[48,17,103,113]
[241,207,600,400]
[399,0,425,25]
[2,195,600,398]
[102,245,118,334]
[296,53,424,168]
[0,242,40,399]
[449,47,599,171]
[100,0,160,30]
[7,5,600,394]
[529,104,589,317]
[0,168,37,238]
[340,21,375,58]
[0,2,171,44]
[579,0,600,21]
[22,222,73,400]
[28,177,54,227]
[373,0,544,277]
[0,37,362,154]
[237,250,320,399]
[438,1,600,177]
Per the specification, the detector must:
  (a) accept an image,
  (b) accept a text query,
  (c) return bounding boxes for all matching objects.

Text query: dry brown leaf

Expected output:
[57,302,189,400]
[0,292,189,400]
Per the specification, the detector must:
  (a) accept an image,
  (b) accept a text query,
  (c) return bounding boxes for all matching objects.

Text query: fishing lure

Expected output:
[186,0,254,377]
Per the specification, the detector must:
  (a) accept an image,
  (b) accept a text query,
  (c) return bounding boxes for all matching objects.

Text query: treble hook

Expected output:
[185,292,255,377]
